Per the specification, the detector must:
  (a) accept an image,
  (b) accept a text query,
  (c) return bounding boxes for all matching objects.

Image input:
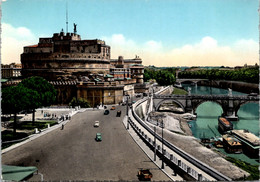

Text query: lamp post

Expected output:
[126,96,129,130]
[154,126,156,161]
[161,118,164,169]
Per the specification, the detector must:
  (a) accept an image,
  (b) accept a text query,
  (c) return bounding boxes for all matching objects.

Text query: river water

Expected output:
[182,84,259,165]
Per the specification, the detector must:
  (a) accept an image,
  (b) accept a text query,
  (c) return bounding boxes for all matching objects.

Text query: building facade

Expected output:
[1,63,22,78]
[19,29,145,106]
[21,31,111,81]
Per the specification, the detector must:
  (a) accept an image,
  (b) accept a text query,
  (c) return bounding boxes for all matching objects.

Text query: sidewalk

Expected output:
[122,116,183,181]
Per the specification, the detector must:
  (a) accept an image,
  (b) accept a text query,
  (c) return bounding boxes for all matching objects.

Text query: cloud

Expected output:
[1,23,37,64]
[2,27,258,67]
[102,34,258,67]
[165,37,236,66]
[101,34,141,59]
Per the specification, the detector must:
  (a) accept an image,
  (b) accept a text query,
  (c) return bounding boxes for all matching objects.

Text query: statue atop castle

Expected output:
[73,23,77,34]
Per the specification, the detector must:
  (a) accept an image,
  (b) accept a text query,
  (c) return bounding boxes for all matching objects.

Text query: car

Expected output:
[104,110,109,115]
[111,106,116,110]
[94,121,99,127]
[116,110,121,117]
[248,93,258,96]
[136,93,142,97]
[96,133,102,141]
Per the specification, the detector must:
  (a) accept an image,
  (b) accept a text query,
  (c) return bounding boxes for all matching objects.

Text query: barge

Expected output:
[222,134,242,154]
[218,116,233,133]
[231,130,260,158]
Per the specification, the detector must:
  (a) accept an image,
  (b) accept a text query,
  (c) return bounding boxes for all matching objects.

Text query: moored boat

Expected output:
[218,116,233,133]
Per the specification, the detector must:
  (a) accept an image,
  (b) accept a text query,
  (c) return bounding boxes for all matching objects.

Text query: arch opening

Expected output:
[194,101,223,117]
[157,100,185,113]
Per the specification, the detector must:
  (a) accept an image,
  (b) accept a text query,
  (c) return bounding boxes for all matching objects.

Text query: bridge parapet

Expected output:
[153,94,259,120]
[154,94,259,101]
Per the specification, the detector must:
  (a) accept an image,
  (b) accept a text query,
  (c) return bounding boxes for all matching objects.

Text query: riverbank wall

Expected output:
[198,80,259,94]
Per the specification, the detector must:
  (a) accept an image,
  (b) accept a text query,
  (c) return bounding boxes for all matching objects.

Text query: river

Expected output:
[182,84,259,165]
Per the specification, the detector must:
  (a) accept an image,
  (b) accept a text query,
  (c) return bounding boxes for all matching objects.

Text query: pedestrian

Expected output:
[61,124,64,130]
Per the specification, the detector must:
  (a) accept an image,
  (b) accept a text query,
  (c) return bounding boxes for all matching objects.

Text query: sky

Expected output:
[1,0,259,67]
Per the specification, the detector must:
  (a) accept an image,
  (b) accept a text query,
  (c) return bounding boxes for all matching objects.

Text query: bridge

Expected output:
[176,78,209,84]
[150,94,259,120]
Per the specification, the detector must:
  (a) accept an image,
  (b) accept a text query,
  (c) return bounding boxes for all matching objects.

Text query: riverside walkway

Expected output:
[127,98,230,181]
[124,85,235,181]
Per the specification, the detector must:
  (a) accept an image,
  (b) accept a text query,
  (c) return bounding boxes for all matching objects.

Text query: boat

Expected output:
[218,116,233,133]
[222,134,242,154]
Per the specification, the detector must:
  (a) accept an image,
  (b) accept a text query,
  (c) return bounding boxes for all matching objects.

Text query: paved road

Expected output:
[2,105,170,181]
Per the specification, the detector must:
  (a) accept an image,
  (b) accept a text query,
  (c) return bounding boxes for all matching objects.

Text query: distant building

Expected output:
[17,29,146,106]
[1,63,22,78]
[110,55,144,84]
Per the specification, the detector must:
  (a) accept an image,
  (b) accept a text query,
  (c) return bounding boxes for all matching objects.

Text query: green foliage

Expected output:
[173,88,188,95]
[69,97,91,108]
[19,76,57,107]
[2,85,39,115]
[2,85,40,134]
[178,67,259,83]
[2,130,29,149]
[16,121,57,130]
[144,67,176,86]
[225,156,259,180]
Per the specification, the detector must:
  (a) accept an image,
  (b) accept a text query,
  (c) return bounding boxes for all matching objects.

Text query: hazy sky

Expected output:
[1,0,259,66]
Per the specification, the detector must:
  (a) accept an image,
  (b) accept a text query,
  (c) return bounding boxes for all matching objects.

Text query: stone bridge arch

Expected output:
[192,100,224,115]
[155,99,185,112]
[233,100,259,116]
[180,80,197,84]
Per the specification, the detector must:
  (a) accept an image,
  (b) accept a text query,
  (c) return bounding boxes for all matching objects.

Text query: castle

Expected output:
[20,29,146,106]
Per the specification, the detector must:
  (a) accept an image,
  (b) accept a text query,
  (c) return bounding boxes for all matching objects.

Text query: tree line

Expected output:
[178,67,259,83]
[143,67,176,86]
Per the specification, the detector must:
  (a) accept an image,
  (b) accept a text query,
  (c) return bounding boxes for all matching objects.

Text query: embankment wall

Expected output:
[199,80,259,94]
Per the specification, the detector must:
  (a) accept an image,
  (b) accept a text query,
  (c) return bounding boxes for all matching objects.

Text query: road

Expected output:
[2,105,170,181]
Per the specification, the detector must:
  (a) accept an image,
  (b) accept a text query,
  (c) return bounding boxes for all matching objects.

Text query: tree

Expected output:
[144,67,176,85]
[18,76,57,122]
[69,97,91,108]
[156,70,176,86]
[2,85,39,134]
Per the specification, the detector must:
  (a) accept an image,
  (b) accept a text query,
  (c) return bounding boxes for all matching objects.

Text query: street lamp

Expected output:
[154,126,156,161]
[161,118,164,169]
[126,96,129,130]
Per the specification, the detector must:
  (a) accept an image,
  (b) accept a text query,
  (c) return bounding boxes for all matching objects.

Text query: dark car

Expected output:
[104,110,109,115]
[116,110,121,117]
[96,133,102,141]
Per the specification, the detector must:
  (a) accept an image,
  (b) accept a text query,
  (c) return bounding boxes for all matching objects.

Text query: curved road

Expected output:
[2,105,170,181]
